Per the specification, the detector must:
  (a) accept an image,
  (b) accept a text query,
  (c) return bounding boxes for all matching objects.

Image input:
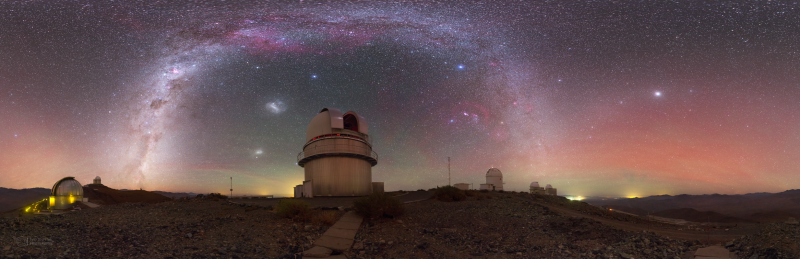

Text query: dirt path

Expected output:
[520,196,758,244]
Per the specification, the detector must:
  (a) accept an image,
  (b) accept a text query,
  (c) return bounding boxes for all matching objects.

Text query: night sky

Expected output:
[2,1,799,197]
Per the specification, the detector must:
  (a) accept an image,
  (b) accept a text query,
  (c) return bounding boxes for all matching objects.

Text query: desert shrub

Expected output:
[498,190,505,193]
[476,193,484,200]
[354,193,405,219]
[417,189,425,191]
[486,194,493,199]
[314,210,339,226]
[465,190,476,197]
[276,199,312,221]
[480,189,489,193]
[195,193,228,200]
[432,186,467,202]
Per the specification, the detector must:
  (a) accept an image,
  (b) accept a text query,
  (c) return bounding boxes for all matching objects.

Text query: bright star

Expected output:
[311,74,318,79]
[456,64,465,70]
[655,91,662,97]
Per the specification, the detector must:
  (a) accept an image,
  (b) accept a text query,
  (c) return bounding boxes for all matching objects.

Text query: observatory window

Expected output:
[343,114,359,132]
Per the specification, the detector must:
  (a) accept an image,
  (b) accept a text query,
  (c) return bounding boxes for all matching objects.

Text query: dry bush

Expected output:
[354,193,405,219]
[432,186,467,202]
[480,189,489,193]
[486,194,493,199]
[314,210,339,226]
[465,190,476,197]
[476,193,484,200]
[276,199,312,221]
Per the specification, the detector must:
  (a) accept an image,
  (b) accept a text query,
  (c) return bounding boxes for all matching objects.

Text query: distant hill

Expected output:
[0,187,50,212]
[83,184,170,205]
[585,189,800,223]
[152,191,199,199]
[745,210,800,223]
[652,208,755,223]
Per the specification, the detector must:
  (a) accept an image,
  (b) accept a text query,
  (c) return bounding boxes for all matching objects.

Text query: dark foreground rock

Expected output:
[0,200,330,259]
[346,192,699,258]
[728,222,800,259]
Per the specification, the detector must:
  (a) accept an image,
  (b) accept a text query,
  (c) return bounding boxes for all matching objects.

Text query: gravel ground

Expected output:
[728,222,800,259]
[345,192,702,259]
[1,199,337,259]
[3,191,787,259]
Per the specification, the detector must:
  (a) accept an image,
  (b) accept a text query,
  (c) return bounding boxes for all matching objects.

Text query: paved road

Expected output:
[396,190,433,203]
[517,195,759,244]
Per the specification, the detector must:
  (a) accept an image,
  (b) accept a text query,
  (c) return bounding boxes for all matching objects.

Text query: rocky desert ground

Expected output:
[1,191,798,259]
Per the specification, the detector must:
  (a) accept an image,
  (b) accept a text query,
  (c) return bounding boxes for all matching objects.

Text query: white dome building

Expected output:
[479,168,504,191]
[49,177,84,210]
[545,184,557,196]
[296,108,379,197]
[93,176,101,185]
[530,181,545,195]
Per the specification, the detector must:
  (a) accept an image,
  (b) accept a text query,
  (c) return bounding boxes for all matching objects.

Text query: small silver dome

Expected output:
[51,177,83,197]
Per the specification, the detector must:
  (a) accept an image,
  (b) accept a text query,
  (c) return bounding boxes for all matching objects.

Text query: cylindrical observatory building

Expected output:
[296,107,379,197]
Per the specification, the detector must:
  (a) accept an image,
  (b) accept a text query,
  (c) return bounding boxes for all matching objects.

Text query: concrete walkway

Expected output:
[693,246,737,259]
[82,201,100,208]
[303,211,364,258]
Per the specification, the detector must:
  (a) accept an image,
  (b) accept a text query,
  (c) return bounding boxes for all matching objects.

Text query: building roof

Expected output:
[305,107,369,142]
[486,168,502,177]
[94,176,101,180]
[530,182,540,187]
[51,177,84,197]
[546,184,553,189]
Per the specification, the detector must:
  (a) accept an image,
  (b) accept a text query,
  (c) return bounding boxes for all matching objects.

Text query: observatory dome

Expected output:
[486,168,502,177]
[297,107,378,197]
[530,182,540,188]
[49,177,84,210]
[52,177,83,197]
[305,107,369,142]
[546,184,553,189]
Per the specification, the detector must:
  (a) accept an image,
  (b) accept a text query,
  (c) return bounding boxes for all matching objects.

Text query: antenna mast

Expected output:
[230,177,233,198]
[448,157,451,186]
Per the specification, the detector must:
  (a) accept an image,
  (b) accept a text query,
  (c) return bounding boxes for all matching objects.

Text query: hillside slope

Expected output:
[652,208,755,223]
[83,184,170,205]
[0,187,50,212]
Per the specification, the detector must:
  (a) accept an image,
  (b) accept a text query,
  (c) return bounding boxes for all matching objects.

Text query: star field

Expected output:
[1,1,799,197]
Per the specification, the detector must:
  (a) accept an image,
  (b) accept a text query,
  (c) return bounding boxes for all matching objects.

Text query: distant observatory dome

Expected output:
[530,182,540,188]
[49,177,84,210]
[546,184,553,189]
[93,176,101,185]
[481,168,503,191]
[486,168,503,177]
